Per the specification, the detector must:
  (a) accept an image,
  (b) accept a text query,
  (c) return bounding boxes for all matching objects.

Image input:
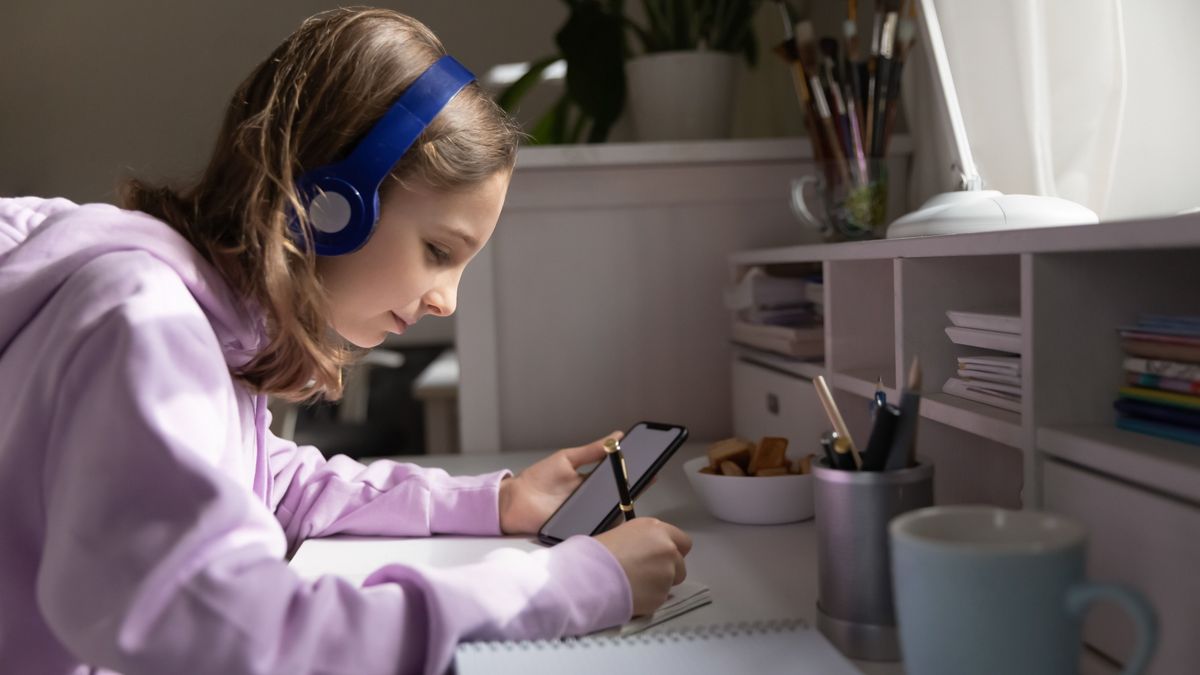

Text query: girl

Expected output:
[0,8,691,675]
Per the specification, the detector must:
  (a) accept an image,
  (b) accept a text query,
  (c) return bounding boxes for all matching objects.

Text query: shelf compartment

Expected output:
[825,258,896,389]
[1028,249,1200,430]
[896,255,1022,406]
[1039,425,1200,504]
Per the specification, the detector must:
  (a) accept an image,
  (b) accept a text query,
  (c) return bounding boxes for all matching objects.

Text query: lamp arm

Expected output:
[916,0,982,191]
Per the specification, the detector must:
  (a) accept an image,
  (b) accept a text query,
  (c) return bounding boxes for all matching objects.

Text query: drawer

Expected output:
[731,357,827,453]
[1042,459,1200,675]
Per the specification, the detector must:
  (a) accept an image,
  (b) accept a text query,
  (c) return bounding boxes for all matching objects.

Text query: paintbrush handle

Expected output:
[872,56,893,157]
[881,57,907,155]
[810,84,853,184]
[864,57,877,155]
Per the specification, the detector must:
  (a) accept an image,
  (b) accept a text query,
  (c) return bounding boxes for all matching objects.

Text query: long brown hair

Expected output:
[121,8,521,402]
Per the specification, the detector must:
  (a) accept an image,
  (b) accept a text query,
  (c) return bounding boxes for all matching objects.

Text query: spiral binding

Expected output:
[455,618,809,654]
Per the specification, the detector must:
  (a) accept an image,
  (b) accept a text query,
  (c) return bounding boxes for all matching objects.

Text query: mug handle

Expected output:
[1065,582,1158,675]
[790,175,823,232]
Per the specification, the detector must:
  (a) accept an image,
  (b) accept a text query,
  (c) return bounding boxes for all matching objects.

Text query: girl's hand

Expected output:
[595,518,692,616]
[498,431,623,535]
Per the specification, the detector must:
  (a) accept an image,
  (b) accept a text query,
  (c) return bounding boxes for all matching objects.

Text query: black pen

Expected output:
[862,403,899,471]
[604,438,636,521]
[885,357,923,471]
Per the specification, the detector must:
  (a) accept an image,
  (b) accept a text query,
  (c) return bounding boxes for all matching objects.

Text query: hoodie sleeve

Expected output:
[266,429,511,549]
[35,260,633,675]
[0,196,78,255]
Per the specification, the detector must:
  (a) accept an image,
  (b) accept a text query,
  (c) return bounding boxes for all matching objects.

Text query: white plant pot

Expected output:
[625,50,739,141]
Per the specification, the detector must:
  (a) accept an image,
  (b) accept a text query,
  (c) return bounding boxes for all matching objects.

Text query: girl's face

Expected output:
[316,170,510,348]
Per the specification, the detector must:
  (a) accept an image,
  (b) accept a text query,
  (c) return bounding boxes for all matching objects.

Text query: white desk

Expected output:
[290,441,903,675]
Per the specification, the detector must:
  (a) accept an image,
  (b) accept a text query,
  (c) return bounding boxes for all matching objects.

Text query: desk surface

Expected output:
[290,442,903,675]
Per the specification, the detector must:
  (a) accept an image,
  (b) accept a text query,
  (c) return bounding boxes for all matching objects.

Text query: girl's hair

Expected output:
[120,8,521,402]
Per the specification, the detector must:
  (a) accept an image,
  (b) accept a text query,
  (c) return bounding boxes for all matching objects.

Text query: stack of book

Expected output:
[1115,315,1200,446]
[724,267,823,359]
[940,309,1023,413]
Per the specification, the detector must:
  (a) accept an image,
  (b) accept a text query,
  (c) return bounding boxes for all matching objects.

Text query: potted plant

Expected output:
[497,0,763,144]
[624,0,763,141]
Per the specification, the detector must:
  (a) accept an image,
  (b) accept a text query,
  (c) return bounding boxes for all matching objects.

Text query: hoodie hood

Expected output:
[0,197,264,367]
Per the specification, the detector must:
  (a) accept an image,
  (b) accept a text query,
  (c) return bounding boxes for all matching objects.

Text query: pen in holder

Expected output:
[813,457,933,661]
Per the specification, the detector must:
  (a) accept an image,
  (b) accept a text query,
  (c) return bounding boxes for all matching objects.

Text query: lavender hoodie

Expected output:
[0,197,632,675]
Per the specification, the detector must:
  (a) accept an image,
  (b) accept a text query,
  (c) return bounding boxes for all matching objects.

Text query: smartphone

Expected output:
[537,421,688,546]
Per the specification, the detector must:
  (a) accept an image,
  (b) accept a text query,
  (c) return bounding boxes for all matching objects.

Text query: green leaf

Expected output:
[556,1,626,142]
[496,54,562,114]
[528,93,570,145]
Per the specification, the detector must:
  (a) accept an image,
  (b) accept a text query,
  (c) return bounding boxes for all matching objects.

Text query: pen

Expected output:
[862,402,899,471]
[884,357,923,471]
[825,431,858,471]
[813,375,862,469]
[604,437,636,521]
[820,431,838,468]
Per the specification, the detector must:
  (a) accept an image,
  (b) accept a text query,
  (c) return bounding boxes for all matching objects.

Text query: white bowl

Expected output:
[683,456,815,525]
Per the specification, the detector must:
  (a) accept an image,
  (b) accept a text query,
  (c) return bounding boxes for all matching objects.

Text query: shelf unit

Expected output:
[729,212,1200,673]
[730,213,1200,504]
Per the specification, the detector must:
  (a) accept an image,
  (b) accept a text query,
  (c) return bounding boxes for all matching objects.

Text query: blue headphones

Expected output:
[293,55,476,256]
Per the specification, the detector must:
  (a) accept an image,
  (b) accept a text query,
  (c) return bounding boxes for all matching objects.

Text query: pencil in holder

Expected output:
[813,458,933,661]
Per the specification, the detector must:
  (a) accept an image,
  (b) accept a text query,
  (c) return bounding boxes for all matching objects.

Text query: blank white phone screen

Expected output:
[540,423,684,541]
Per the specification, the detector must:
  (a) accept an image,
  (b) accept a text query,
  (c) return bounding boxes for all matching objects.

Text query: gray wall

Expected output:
[0,1,570,202]
[0,1,809,204]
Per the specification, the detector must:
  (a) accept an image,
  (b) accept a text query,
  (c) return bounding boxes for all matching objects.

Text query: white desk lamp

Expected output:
[886,0,1099,238]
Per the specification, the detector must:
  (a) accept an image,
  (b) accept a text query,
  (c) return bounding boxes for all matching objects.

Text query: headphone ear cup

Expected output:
[298,175,375,256]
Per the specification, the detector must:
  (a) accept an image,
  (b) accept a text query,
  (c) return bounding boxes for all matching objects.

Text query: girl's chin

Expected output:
[331,325,386,349]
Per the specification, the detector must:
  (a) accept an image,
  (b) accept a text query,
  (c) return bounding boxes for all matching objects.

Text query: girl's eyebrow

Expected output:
[441,225,478,250]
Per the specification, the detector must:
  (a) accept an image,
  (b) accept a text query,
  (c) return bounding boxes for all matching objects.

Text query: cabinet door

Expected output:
[732,358,826,452]
[1043,459,1200,674]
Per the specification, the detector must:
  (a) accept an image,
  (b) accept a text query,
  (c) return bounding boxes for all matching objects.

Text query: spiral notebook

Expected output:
[453,619,861,675]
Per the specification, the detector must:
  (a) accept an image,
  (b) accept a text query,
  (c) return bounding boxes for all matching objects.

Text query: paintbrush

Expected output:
[796,21,852,185]
[843,0,866,130]
[871,0,902,157]
[882,0,917,155]
[772,2,828,164]
[864,0,885,155]
[884,357,922,471]
[819,37,855,180]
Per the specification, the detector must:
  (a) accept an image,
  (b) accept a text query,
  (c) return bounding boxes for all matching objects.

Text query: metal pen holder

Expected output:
[813,458,934,661]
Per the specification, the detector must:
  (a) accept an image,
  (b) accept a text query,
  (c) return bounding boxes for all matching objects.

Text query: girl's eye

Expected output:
[426,243,451,263]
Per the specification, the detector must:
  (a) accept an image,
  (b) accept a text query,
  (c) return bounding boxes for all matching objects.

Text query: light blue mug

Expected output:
[890,506,1157,675]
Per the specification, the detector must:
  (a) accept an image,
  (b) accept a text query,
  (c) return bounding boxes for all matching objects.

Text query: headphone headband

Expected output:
[294,55,476,256]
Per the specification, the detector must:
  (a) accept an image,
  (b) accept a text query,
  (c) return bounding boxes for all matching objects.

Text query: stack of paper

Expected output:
[1115,315,1200,446]
[942,310,1023,413]
[725,266,823,359]
[943,356,1022,413]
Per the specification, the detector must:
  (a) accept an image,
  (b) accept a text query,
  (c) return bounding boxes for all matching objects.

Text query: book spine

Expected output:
[1123,357,1200,380]
[1116,416,1200,447]
[1114,398,1200,428]
[1118,386,1200,411]
[1122,339,1200,364]
[1127,372,1200,395]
